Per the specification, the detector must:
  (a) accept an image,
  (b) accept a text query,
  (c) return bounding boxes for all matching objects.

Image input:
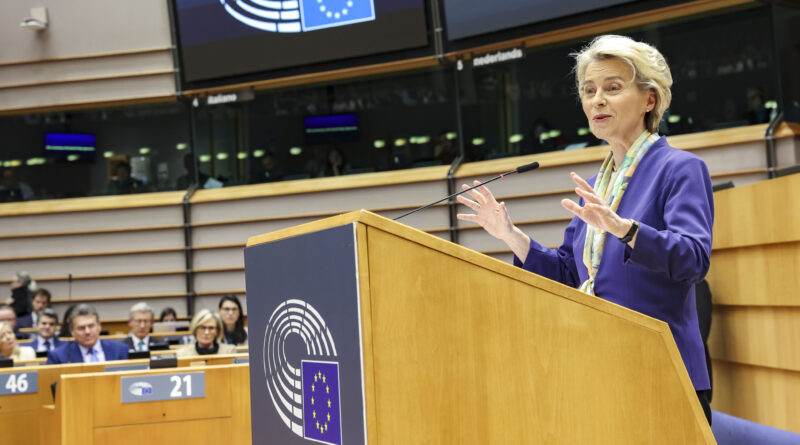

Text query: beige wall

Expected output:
[0,0,175,112]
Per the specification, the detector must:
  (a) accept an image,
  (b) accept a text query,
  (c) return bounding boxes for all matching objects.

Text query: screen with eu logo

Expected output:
[173,0,429,84]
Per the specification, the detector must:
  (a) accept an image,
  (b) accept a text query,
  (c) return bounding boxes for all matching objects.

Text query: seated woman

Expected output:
[218,295,248,346]
[176,309,237,357]
[0,321,35,361]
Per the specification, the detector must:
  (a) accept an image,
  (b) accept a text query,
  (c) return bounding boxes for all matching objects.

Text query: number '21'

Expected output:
[169,375,192,397]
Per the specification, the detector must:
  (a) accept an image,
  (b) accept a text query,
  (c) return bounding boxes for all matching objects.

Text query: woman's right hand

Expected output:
[456,181,532,261]
[455,181,515,240]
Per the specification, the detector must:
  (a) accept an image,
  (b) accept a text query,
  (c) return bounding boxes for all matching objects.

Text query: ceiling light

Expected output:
[289,147,302,156]
[139,147,151,155]
[198,154,211,163]
[216,152,229,160]
[176,143,188,150]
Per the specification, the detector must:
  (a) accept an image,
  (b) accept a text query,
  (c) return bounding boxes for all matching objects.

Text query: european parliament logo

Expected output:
[262,299,342,443]
[221,0,375,33]
[302,361,342,445]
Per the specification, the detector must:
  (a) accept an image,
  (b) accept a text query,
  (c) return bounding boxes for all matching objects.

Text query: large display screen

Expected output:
[174,0,429,83]
[443,0,637,40]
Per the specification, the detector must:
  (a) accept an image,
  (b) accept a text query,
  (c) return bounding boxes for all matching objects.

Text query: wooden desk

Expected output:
[1,354,249,444]
[45,363,251,445]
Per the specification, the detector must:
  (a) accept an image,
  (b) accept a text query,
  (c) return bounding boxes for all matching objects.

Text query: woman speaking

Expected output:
[457,35,713,423]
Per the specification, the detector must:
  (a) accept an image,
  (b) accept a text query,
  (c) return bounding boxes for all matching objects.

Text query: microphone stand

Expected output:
[394,161,539,221]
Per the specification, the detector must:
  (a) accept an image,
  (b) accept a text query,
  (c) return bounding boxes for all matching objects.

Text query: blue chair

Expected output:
[711,410,800,444]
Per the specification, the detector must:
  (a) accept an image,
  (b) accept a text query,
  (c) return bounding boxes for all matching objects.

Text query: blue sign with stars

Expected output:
[300,0,375,32]
[302,361,342,445]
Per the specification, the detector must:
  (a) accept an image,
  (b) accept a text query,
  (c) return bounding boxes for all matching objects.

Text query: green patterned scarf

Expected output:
[578,131,660,295]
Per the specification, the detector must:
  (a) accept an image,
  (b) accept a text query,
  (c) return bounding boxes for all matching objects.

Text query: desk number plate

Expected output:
[120,371,205,403]
[0,371,38,395]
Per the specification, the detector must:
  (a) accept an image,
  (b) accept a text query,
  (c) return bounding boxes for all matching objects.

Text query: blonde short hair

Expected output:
[0,321,14,343]
[573,35,672,134]
[189,309,224,343]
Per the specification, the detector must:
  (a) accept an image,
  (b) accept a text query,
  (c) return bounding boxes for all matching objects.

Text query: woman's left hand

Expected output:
[560,172,632,239]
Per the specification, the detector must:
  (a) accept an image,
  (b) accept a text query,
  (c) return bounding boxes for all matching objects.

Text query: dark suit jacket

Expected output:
[17,313,34,329]
[46,340,129,364]
[23,336,63,351]
[122,336,168,352]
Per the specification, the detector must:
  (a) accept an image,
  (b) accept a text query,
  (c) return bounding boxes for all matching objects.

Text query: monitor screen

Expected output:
[44,133,96,161]
[443,0,637,40]
[304,113,359,142]
[174,0,429,83]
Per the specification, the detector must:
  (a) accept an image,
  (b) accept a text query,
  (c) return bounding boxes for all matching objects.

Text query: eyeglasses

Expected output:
[197,326,218,333]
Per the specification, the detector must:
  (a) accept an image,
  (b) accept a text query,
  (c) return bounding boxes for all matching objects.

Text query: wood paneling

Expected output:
[707,242,800,306]
[712,174,800,249]
[711,360,800,433]
[706,171,800,431]
[709,306,800,371]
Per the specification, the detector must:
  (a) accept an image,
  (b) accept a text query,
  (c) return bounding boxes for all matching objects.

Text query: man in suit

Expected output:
[17,288,51,329]
[123,302,167,352]
[46,303,128,364]
[0,304,29,340]
[23,308,62,353]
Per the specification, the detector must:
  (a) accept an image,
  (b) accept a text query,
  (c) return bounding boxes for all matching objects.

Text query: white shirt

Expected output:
[129,334,150,352]
[35,335,56,352]
[78,342,106,363]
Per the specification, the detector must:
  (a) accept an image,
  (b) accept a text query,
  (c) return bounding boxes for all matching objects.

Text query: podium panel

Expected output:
[245,224,367,445]
[245,210,715,444]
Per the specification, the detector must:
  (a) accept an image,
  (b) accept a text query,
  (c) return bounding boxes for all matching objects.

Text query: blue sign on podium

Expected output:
[245,224,366,445]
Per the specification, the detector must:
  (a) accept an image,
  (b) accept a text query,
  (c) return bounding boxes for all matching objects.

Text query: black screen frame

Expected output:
[169,0,438,91]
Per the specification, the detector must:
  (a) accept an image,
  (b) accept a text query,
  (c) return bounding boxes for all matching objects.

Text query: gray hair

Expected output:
[69,304,99,329]
[573,34,673,134]
[129,302,155,319]
[14,271,38,292]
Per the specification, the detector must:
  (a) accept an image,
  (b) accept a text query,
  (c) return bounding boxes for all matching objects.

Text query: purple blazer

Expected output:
[515,137,712,390]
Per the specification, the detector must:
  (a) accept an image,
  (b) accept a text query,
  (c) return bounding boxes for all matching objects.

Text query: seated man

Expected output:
[46,304,128,364]
[123,302,167,352]
[0,304,29,340]
[23,308,62,352]
[17,288,51,329]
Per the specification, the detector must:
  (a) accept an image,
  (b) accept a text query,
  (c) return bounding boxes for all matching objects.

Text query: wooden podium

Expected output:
[244,210,715,444]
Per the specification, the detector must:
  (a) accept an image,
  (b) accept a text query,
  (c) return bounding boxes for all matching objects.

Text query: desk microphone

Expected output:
[394,161,540,221]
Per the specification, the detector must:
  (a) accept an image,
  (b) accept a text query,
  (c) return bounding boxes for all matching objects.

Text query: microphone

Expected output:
[394,161,540,221]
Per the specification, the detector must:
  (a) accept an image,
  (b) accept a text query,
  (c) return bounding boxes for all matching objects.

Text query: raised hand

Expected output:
[560,172,632,240]
[455,181,514,240]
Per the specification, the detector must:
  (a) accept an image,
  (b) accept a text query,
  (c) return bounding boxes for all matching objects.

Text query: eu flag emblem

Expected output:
[302,361,342,445]
[300,0,375,32]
